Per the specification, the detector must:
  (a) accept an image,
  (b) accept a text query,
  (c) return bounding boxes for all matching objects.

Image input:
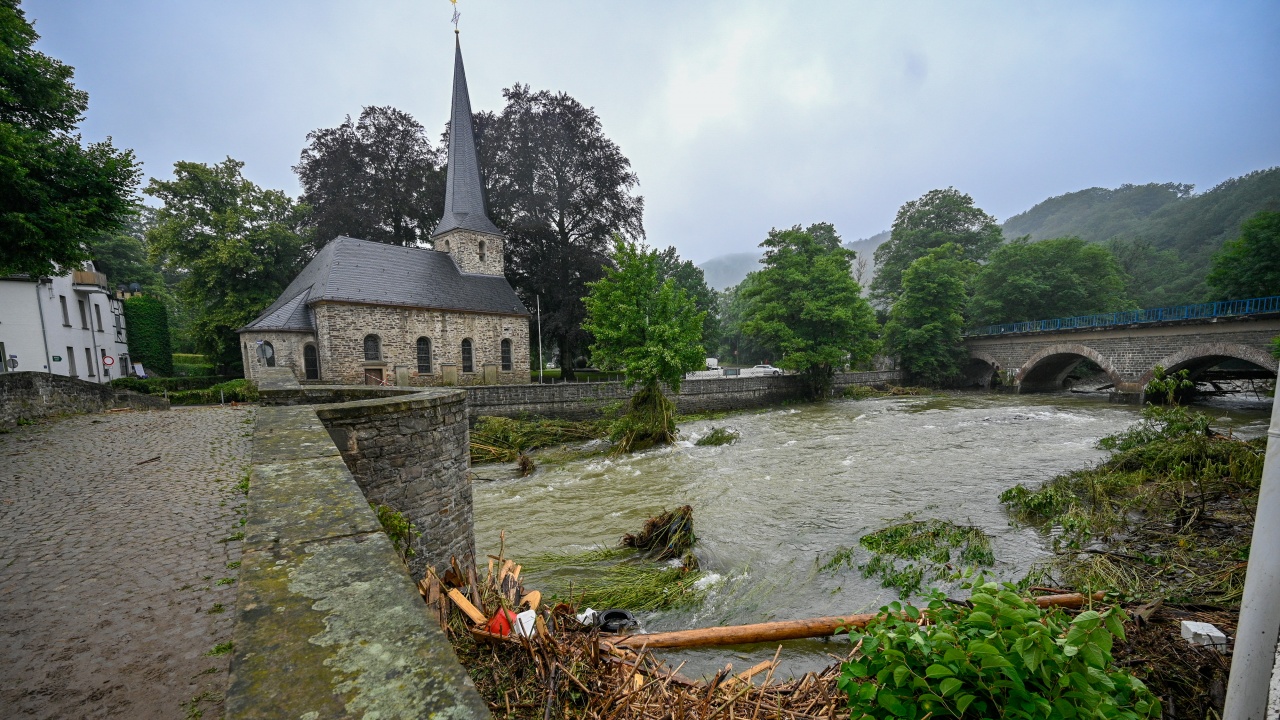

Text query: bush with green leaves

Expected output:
[166,379,259,405]
[839,584,1159,720]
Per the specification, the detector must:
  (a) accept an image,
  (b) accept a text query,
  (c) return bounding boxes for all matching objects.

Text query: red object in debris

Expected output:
[486,609,517,637]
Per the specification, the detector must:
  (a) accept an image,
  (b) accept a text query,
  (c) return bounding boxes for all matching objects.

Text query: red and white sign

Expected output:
[102,355,115,367]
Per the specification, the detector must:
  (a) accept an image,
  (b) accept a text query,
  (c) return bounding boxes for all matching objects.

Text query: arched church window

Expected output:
[500,339,512,371]
[416,337,432,374]
[363,334,381,361]
[461,339,474,373]
[304,344,320,380]
[478,240,486,262]
[261,341,276,367]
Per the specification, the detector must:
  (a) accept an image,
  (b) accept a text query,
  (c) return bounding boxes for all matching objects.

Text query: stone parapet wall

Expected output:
[230,401,486,718]
[0,371,169,429]
[315,390,474,579]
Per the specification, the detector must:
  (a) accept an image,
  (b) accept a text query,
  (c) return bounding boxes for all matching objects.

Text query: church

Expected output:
[238,38,530,387]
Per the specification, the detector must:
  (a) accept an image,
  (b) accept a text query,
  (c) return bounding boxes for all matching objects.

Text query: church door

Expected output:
[364,368,383,385]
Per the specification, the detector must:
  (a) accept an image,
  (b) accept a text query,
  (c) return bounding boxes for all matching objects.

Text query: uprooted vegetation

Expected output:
[469,415,610,466]
[1001,405,1264,605]
[822,515,995,598]
[693,426,738,446]
[842,384,933,400]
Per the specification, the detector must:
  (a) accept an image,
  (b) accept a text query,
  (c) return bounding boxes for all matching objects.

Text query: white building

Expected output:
[0,263,132,383]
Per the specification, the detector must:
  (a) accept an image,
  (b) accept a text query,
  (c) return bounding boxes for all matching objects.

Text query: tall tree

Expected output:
[871,188,1001,307]
[89,208,165,291]
[883,244,975,386]
[656,246,720,356]
[146,158,310,371]
[716,273,776,366]
[0,0,140,277]
[1206,210,1280,300]
[476,84,645,379]
[969,236,1130,325]
[294,105,445,248]
[743,224,878,398]
[583,237,705,450]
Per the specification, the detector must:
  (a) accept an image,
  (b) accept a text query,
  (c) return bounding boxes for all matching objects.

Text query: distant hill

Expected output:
[1002,167,1280,304]
[698,230,890,291]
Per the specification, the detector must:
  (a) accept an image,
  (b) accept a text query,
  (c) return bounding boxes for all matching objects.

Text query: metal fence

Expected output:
[964,295,1280,338]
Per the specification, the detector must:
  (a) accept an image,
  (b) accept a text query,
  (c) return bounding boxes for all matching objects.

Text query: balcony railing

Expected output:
[71,270,109,291]
[965,295,1280,338]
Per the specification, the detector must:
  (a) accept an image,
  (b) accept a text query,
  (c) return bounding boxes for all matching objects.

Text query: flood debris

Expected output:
[620,505,696,561]
[822,515,994,598]
[469,415,610,465]
[693,427,738,446]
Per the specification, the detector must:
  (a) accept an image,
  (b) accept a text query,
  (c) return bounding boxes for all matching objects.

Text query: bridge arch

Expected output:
[962,350,1002,388]
[1016,343,1123,393]
[1142,342,1278,385]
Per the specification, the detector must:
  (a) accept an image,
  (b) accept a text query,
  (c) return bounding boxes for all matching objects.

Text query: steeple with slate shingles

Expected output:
[433,36,502,240]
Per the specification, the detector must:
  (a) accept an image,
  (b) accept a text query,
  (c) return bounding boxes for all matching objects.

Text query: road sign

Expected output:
[52,355,62,361]
[102,355,115,367]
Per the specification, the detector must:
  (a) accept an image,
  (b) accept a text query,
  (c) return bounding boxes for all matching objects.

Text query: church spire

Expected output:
[433,36,501,239]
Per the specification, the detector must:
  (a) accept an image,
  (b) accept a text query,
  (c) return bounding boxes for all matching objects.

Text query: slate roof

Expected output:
[433,36,502,239]
[239,236,529,332]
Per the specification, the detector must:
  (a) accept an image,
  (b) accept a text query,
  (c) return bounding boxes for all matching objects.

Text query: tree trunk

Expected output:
[558,334,576,382]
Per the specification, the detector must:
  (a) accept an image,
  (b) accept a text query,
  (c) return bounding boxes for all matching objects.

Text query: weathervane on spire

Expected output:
[450,0,460,33]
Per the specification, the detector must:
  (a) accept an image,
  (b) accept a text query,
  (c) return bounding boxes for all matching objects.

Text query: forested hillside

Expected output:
[1002,168,1280,305]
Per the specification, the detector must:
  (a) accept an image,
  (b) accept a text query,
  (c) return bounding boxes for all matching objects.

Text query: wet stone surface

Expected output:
[0,405,255,719]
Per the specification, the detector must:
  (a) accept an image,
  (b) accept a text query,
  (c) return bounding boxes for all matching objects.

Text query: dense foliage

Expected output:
[145,158,310,372]
[871,188,1001,307]
[969,237,1129,325]
[477,85,645,378]
[1206,210,1280,300]
[839,587,1159,720]
[294,105,445,248]
[121,295,172,376]
[0,0,140,278]
[583,238,705,450]
[716,272,776,366]
[655,246,720,355]
[743,224,878,398]
[883,245,973,386]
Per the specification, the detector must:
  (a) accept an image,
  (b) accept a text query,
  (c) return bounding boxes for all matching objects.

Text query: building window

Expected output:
[114,314,124,342]
[100,349,109,376]
[120,354,130,375]
[94,303,104,332]
[303,344,319,380]
[461,339,473,373]
[363,334,381,361]
[478,240,486,262]
[416,337,432,374]
[501,339,512,371]
[60,295,70,326]
[261,341,276,367]
[444,239,451,252]
[66,347,77,377]
[78,299,88,328]
[0,342,7,373]
[84,347,95,377]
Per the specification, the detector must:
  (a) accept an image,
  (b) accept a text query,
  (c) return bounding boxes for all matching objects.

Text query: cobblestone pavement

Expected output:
[1,405,255,719]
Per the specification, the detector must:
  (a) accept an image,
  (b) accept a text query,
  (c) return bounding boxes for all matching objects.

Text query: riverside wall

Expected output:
[0,371,169,429]
[229,392,487,718]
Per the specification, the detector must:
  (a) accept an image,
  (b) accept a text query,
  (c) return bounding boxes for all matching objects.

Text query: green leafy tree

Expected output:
[717,273,776,366]
[89,208,165,291]
[0,0,140,277]
[871,188,1001,307]
[146,158,310,372]
[884,244,975,387]
[1206,210,1280,300]
[969,237,1129,325]
[121,295,173,376]
[743,224,878,398]
[656,246,720,356]
[583,237,705,451]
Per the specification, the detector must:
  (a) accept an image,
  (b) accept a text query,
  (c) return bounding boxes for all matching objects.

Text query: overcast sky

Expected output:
[28,1,1280,263]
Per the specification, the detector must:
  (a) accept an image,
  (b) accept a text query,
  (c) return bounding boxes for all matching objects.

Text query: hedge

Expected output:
[122,296,173,376]
[167,379,259,405]
[110,376,239,394]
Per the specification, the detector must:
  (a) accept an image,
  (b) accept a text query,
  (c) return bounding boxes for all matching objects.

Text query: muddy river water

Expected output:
[473,392,1271,678]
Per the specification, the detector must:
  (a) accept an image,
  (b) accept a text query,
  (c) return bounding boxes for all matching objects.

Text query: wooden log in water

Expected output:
[614,592,1104,650]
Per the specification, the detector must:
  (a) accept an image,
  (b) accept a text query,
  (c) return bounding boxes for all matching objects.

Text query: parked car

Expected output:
[752,364,782,376]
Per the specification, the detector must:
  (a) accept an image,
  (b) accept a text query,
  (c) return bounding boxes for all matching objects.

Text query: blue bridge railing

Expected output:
[964,295,1280,338]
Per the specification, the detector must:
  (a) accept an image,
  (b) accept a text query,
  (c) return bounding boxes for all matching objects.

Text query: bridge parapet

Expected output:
[965,295,1280,338]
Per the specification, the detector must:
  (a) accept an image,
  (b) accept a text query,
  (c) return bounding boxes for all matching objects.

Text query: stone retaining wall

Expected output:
[0,371,169,429]
[315,391,474,579]
[230,398,487,718]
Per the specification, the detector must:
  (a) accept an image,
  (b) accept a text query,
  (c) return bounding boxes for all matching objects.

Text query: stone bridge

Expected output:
[963,315,1279,400]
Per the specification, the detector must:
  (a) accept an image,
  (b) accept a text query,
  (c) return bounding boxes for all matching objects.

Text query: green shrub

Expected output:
[167,379,259,405]
[110,376,237,394]
[122,296,173,376]
[839,584,1159,720]
[171,362,217,377]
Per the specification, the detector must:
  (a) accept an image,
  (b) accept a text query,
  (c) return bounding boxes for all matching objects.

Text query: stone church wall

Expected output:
[239,331,316,382]
[437,228,505,276]
[312,302,529,387]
